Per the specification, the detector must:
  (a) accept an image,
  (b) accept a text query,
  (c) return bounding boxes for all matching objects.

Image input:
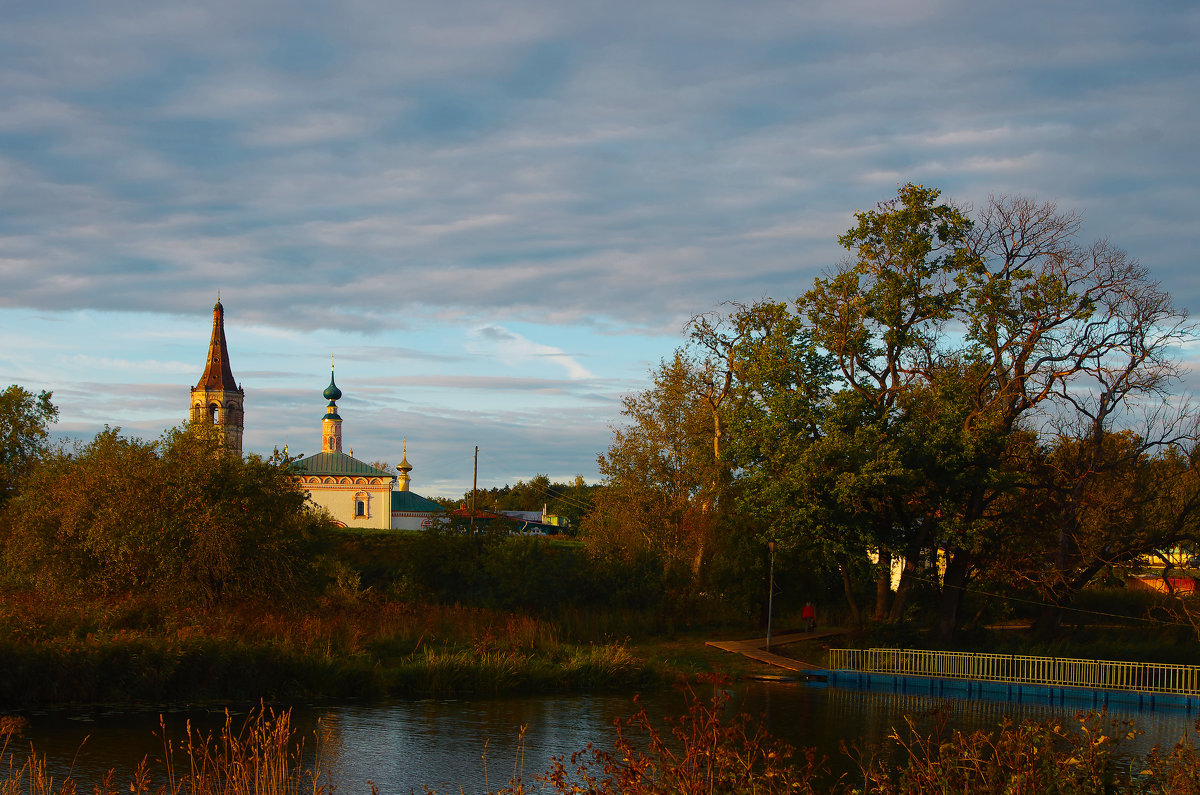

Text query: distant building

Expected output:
[189,300,244,455]
[291,367,444,529]
[1128,575,1196,595]
[500,506,567,533]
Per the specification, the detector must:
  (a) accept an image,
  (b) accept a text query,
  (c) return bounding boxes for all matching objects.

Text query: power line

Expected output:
[906,572,1199,629]
[469,448,598,514]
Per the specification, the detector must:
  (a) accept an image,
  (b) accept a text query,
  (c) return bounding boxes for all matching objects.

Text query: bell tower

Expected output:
[190,300,244,455]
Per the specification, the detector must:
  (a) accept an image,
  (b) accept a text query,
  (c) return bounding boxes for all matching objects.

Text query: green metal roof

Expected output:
[293,452,392,478]
[391,491,445,513]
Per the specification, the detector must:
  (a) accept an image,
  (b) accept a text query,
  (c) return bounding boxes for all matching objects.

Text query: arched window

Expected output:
[354,492,369,518]
[208,403,219,423]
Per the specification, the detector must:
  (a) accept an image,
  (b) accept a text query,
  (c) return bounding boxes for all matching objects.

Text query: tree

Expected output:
[1001,432,1200,636]
[0,386,58,505]
[582,352,726,577]
[800,185,1195,639]
[590,185,1196,638]
[689,301,866,612]
[0,422,331,602]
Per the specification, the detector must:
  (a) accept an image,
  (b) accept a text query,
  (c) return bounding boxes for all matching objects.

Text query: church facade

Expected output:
[289,369,446,529]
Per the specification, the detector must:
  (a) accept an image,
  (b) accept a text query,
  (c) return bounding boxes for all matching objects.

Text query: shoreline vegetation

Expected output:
[6,683,1200,794]
[6,577,1200,708]
[0,590,685,707]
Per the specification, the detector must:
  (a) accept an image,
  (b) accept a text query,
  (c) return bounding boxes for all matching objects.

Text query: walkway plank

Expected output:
[707,629,844,673]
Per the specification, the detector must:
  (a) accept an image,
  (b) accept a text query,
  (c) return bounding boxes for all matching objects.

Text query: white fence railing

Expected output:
[827,648,1200,696]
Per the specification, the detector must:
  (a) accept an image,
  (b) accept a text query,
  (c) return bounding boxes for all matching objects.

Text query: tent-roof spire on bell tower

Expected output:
[189,297,245,455]
[196,299,238,391]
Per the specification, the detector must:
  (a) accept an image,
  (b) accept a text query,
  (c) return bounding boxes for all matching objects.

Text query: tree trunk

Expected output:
[888,522,932,622]
[888,557,920,622]
[1035,561,1107,639]
[936,550,972,643]
[874,548,892,621]
[839,556,861,627]
[1033,603,1063,639]
[691,529,707,579]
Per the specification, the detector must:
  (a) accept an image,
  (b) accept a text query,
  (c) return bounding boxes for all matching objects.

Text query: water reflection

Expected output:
[10,684,1198,793]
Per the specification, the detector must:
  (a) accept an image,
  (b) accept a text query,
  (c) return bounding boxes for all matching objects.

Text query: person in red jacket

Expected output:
[802,602,816,632]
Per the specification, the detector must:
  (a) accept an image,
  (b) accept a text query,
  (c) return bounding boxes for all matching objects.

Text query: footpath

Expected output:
[706,628,846,673]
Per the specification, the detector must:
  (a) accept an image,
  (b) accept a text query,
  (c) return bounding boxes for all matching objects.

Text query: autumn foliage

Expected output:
[0,423,331,604]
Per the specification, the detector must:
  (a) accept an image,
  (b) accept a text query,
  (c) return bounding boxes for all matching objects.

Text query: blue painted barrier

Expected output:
[804,670,1200,713]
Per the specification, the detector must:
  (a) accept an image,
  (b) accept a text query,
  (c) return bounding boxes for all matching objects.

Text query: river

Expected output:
[10,681,1199,793]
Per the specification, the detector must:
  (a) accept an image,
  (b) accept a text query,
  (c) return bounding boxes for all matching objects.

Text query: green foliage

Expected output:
[656,184,1199,638]
[0,423,332,603]
[385,524,702,625]
[0,385,57,506]
[857,710,1141,794]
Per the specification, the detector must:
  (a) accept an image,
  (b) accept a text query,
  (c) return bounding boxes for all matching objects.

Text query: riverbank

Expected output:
[0,588,764,707]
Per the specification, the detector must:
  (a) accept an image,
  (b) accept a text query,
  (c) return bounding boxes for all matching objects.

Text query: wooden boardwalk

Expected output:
[706,629,844,673]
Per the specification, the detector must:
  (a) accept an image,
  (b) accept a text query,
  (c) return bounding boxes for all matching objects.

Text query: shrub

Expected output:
[0,424,332,604]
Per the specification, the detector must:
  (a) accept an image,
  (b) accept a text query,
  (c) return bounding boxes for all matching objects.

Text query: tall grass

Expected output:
[0,588,670,705]
[0,706,330,795]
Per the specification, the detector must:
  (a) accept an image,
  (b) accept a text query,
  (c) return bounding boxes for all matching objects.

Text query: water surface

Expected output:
[11,683,1198,792]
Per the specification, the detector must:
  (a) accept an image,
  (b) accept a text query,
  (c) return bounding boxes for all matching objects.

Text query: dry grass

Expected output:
[0,705,330,795]
[0,589,666,704]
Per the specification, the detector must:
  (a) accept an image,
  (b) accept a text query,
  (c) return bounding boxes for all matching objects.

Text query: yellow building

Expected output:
[291,368,443,529]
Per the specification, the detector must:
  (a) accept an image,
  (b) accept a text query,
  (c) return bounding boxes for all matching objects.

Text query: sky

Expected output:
[1,0,1198,497]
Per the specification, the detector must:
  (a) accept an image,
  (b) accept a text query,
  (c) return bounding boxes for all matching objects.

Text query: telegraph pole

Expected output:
[470,445,478,535]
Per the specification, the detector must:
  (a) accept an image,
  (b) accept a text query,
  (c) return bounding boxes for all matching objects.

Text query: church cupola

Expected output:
[190,299,244,455]
[397,439,413,492]
[322,365,343,454]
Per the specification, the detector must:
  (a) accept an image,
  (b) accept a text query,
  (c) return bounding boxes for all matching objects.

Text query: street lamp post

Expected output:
[766,540,776,652]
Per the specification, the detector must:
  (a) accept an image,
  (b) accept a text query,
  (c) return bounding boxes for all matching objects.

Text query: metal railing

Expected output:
[828,648,1200,696]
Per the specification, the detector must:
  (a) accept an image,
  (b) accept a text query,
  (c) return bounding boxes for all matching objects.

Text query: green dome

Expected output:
[323,372,342,401]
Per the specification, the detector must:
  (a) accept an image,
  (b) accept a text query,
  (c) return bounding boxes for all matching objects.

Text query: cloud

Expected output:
[0,0,1191,331]
[468,325,596,380]
[3,0,1199,490]
[66,355,196,375]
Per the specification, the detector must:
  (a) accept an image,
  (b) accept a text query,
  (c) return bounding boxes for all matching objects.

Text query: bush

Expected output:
[0,424,332,604]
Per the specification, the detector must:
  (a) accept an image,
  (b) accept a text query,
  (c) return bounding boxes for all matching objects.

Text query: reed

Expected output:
[0,588,679,705]
[0,706,330,795]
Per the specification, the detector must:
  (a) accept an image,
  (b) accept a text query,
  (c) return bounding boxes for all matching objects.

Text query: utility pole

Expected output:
[470,445,478,535]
